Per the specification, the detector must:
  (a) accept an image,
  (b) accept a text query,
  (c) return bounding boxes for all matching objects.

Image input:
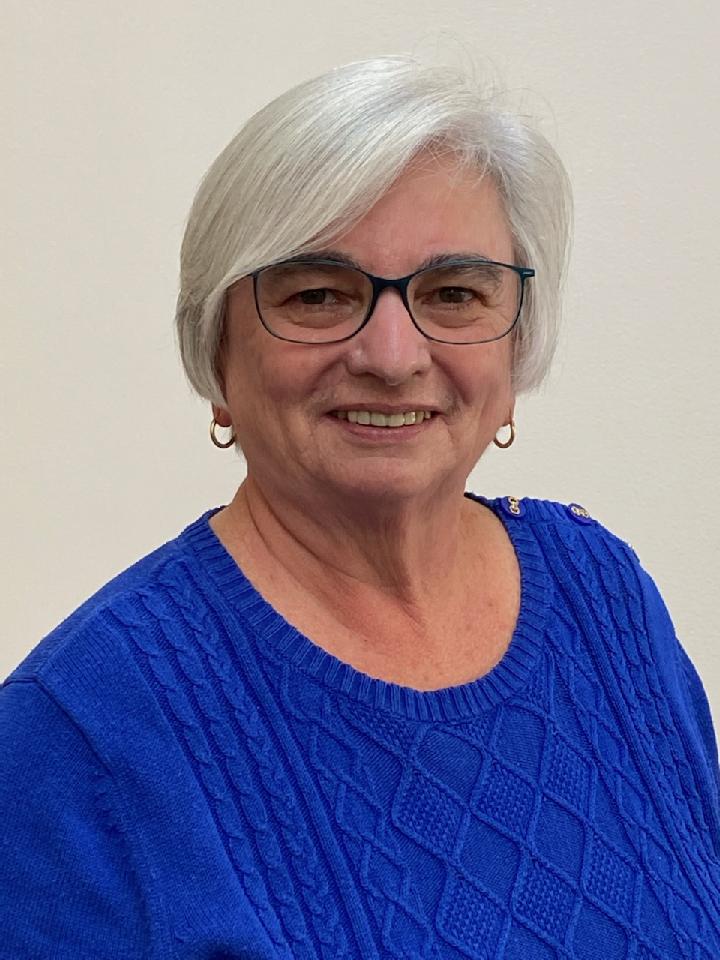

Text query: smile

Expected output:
[333,410,434,428]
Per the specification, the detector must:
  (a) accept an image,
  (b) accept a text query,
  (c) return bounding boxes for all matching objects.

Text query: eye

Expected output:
[296,288,339,305]
[436,286,476,304]
[412,263,504,310]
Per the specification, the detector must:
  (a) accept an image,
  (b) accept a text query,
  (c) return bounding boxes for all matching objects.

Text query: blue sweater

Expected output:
[2,495,719,959]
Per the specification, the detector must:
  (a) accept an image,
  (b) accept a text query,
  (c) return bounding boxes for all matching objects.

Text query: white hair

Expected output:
[176,56,573,406]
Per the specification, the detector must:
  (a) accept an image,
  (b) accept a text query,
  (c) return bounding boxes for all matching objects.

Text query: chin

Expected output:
[323,461,453,505]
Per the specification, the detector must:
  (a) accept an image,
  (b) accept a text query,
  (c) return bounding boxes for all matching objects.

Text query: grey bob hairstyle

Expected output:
[176,56,572,406]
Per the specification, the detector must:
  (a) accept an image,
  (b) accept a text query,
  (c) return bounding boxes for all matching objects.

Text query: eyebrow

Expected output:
[283,249,499,273]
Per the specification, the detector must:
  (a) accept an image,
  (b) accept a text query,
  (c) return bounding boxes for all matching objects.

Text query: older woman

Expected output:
[1,57,718,960]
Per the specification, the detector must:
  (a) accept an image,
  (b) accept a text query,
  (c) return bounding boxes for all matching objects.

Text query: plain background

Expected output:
[3,1,719,741]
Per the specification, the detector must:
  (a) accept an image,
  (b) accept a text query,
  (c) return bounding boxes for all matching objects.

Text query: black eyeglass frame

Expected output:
[249,257,536,345]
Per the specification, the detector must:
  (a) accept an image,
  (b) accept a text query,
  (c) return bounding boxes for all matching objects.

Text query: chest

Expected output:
[162,640,720,960]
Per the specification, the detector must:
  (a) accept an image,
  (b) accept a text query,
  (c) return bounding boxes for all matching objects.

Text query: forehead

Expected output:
[315,153,514,276]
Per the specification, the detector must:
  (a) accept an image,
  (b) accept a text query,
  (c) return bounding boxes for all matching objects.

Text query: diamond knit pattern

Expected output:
[2,496,719,959]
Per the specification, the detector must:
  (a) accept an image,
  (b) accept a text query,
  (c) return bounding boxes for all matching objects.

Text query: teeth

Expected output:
[335,410,433,427]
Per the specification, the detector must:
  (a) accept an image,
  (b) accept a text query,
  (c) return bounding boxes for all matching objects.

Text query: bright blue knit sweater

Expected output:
[2,495,719,959]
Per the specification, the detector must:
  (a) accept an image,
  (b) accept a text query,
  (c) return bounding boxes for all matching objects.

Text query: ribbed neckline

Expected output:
[182,493,550,721]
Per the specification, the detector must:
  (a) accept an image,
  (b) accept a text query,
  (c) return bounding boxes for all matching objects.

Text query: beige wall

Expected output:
[3,1,719,738]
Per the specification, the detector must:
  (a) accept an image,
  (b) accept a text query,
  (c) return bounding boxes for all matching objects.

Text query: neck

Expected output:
[210,474,519,689]
[220,473,482,610]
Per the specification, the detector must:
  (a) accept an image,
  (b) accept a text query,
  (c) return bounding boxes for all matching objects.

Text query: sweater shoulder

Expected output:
[2,510,216,687]
[492,494,639,559]
[507,494,616,530]
[511,496,720,839]
[510,494,651,598]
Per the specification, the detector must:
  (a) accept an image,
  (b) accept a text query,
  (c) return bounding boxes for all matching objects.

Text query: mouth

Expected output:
[332,409,435,429]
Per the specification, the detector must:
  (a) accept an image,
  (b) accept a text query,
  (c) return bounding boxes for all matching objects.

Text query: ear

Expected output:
[211,405,233,429]
[212,298,230,399]
[503,393,516,427]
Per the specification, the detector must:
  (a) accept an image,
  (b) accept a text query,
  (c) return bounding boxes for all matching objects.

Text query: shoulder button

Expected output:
[500,496,525,518]
[567,503,594,524]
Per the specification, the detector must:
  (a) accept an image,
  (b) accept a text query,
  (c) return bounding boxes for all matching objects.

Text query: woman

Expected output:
[1,57,718,959]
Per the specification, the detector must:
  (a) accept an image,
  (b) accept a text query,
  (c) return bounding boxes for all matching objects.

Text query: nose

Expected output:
[344,289,432,385]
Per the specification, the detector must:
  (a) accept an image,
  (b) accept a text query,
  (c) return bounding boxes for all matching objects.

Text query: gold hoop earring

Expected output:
[493,419,515,449]
[210,418,236,449]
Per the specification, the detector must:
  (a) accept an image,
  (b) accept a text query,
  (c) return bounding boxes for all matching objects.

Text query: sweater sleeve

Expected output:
[633,561,720,854]
[0,678,164,960]
[675,639,720,795]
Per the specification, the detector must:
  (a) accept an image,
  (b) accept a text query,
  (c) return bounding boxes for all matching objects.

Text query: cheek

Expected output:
[452,343,514,413]
[223,336,325,433]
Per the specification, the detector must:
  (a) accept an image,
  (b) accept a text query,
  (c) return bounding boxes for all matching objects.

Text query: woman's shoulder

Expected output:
[478,492,640,559]
[4,508,220,687]
[490,493,624,532]
[0,509,232,858]
[0,506,241,957]
[493,493,720,822]
[490,492,664,624]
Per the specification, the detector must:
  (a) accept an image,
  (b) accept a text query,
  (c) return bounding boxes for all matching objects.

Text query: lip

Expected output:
[328,404,440,415]
[325,410,436,442]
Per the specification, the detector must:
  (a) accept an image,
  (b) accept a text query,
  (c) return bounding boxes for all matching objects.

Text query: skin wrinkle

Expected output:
[211,153,520,687]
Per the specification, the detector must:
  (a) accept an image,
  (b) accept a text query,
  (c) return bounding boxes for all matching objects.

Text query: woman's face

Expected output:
[219,154,517,507]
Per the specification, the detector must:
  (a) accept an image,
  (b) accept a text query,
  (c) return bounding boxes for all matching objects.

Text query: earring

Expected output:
[210,417,236,449]
[493,419,515,449]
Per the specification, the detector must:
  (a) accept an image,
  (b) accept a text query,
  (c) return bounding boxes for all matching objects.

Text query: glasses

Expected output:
[250,257,535,345]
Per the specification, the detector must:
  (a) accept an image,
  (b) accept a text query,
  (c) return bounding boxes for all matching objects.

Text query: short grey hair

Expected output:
[176,56,573,406]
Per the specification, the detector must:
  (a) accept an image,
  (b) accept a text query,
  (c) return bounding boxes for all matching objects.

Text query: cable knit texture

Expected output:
[1,495,719,959]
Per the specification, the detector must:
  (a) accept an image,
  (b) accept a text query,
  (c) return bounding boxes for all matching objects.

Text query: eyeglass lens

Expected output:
[256,261,523,344]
